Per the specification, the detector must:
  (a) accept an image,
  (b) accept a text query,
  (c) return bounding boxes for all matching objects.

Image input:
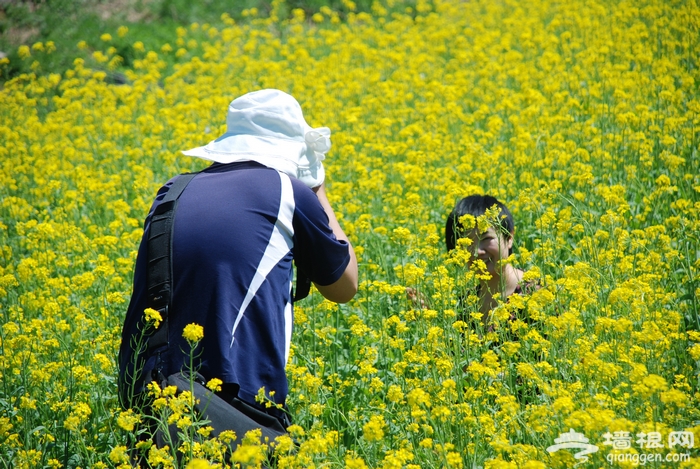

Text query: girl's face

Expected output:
[465,226,513,274]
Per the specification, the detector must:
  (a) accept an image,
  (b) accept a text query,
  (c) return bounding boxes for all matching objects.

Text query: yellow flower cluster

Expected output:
[1,0,699,467]
[183,323,204,344]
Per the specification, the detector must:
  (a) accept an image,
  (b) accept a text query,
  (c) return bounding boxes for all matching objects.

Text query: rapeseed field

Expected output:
[1,0,699,467]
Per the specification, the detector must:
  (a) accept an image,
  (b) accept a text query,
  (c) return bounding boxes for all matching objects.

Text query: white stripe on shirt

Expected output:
[230,172,295,349]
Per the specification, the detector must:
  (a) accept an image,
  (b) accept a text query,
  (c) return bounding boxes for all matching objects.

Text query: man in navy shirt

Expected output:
[119,90,358,428]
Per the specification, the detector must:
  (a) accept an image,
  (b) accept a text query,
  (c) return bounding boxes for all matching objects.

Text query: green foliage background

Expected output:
[0,0,379,82]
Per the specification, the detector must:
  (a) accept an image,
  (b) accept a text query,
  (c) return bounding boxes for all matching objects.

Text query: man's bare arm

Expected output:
[312,183,358,303]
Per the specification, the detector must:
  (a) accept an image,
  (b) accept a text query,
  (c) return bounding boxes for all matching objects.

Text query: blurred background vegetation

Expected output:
[0,0,380,83]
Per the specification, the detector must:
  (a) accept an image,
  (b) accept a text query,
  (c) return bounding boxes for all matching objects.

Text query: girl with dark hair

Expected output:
[445,194,529,321]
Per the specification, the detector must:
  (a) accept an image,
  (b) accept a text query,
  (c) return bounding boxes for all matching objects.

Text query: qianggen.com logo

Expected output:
[547,429,695,466]
[605,452,690,465]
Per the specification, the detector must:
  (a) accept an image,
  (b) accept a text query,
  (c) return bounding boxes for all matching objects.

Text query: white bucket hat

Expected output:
[182,89,330,188]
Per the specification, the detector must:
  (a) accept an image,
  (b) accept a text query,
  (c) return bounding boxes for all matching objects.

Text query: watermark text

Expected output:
[606,452,690,466]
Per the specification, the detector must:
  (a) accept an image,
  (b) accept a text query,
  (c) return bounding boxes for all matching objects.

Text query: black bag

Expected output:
[154,371,287,454]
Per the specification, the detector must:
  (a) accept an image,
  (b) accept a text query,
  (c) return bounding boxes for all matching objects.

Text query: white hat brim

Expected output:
[182,133,301,175]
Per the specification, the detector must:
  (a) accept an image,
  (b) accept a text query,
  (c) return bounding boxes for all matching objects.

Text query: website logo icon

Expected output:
[546,429,599,465]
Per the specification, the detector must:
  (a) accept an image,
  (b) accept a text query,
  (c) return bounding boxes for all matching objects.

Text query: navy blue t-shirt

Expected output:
[119,161,350,412]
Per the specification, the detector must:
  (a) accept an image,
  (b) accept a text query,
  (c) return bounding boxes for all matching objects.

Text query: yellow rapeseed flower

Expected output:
[182,323,204,343]
[17,44,30,59]
[362,415,385,442]
[185,460,212,469]
[117,409,141,432]
[206,377,222,392]
[144,307,162,328]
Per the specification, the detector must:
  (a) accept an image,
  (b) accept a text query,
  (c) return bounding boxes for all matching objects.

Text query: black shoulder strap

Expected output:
[147,173,197,352]
[293,268,311,302]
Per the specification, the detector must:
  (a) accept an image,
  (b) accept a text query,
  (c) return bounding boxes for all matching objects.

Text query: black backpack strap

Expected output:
[147,173,197,354]
[293,267,311,302]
